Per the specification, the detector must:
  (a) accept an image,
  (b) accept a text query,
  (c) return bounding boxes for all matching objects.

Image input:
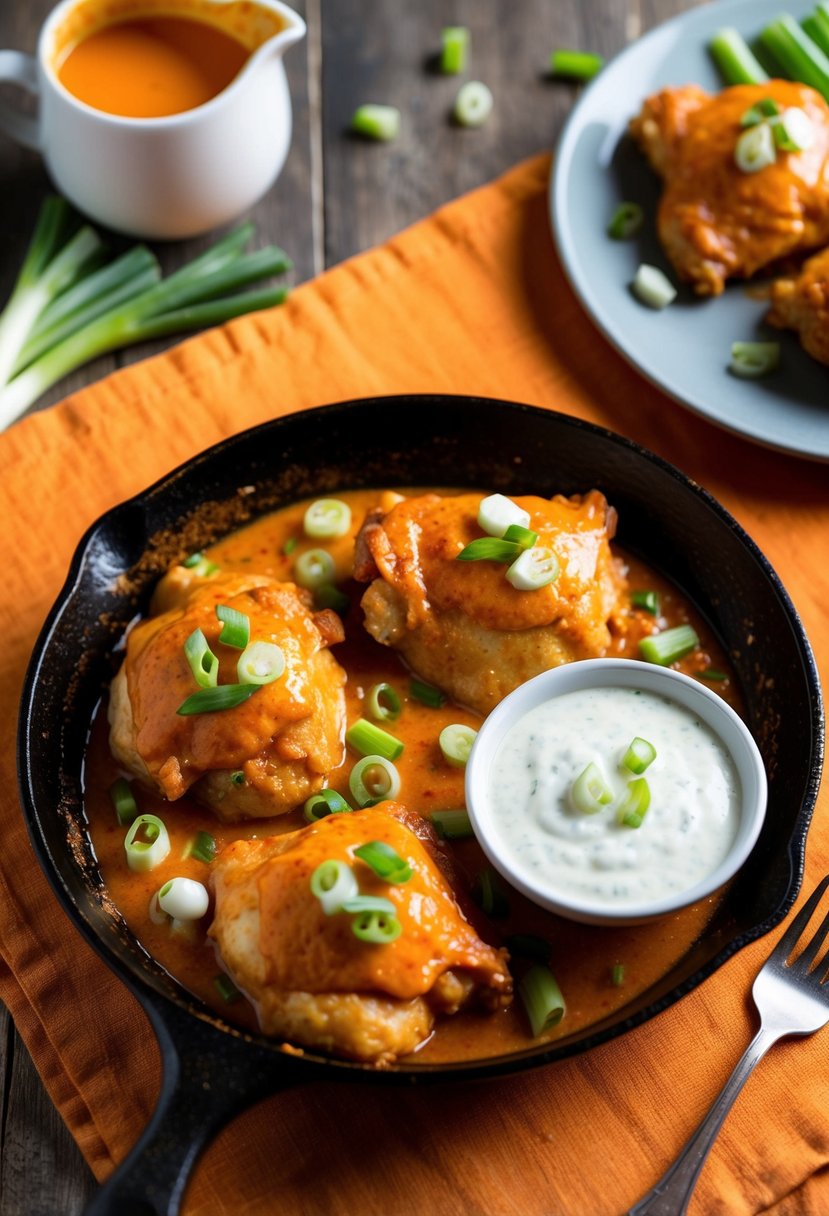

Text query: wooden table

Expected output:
[0,1,704,1210]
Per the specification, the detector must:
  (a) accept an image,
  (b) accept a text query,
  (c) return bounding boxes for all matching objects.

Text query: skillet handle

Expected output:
[83,995,305,1216]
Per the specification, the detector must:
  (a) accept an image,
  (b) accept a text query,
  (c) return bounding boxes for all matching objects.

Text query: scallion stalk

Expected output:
[429,808,474,839]
[346,718,404,761]
[109,777,138,826]
[303,788,353,822]
[353,840,412,884]
[549,49,603,80]
[409,678,445,708]
[519,965,567,1036]
[638,623,700,666]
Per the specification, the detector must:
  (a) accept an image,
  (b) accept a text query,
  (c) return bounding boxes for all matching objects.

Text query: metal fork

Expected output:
[628,873,829,1216]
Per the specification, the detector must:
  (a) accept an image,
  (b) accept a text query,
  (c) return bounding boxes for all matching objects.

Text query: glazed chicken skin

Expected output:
[629,80,829,295]
[354,491,628,715]
[767,244,829,364]
[209,803,512,1063]
[109,571,346,821]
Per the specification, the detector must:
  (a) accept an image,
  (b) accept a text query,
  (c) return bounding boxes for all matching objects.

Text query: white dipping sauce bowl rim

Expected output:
[464,658,768,926]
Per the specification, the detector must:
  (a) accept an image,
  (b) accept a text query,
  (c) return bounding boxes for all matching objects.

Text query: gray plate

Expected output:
[550,0,829,462]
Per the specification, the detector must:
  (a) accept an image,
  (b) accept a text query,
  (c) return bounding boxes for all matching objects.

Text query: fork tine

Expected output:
[790,903,829,974]
[774,873,829,963]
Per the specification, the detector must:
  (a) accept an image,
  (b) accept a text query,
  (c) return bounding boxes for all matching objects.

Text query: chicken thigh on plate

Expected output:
[767,243,829,365]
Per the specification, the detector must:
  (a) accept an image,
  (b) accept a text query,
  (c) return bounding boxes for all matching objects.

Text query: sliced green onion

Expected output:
[366,682,402,723]
[440,25,469,74]
[506,546,559,590]
[457,537,523,562]
[453,81,494,127]
[639,624,700,666]
[230,771,245,787]
[740,97,781,127]
[502,523,538,549]
[770,108,814,152]
[351,909,402,943]
[632,263,677,309]
[503,934,552,964]
[549,49,603,80]
[409,678,445,708]
[181,553,217,577]
[352,103,401,141]
[519,965,567,1037]
[303,788,353,822]
[310,859,359,915]
[438,723,477,767]
[475,868,509,919]
[735,122,776,173]
[182,551,205,569]
[293,548,336,589]
[109,776,138,825]
[621,737,657,775]
[177,683,261,715]
[342,894,397,915]
[611,963,626,987]
[570,761,614,815]
[708,27,769,85]
[303,498,352,539]
[282,536,298,556]
[349,755,401,807]
[157,876,209,921]
[353,840,412,884]
[729,340,780,378]
[618,777,651,828]
[477,493,530,537]
[216,604,250,650]
[314,584,351,614]
[607,202,644,240]
[759,16,829,104]
[214,973,242,1003]
[184,628,219,689]
[631,589,660,615]
[430,808,474,839]
[124,814,170,872]
[190,831,217,864]
[700,668,728,682]
[237,641,286,686]
[346,718,404,760]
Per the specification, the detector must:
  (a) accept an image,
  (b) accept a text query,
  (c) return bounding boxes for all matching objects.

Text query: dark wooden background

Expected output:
[0,0,701,1210]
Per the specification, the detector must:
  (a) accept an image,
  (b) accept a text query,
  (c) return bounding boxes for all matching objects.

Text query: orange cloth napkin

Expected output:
[1,153,827,1216]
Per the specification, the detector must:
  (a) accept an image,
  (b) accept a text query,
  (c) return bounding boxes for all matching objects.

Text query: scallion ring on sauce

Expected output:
[303,497,352,539]
[771,107,814,151]
[617,777,652,828]
[341,894,397,915]
[184,628,219,689]
[237,641,286,686]
[109,776,137,825]
[630,589,660,615]
[353,841,412,884]
[430,808,473,839]
[505,546,559,591]
[502,523,538,549]
[349,755,401,807]
[409,677,445,708]
[639,623,700,666]
[351,909,402,943]
[729,340,780,378]
[607,201,643,240]
[176,683,261,716]
[157,877,209,921]
[214,974,242,1003]
[612,963,626,986]
[310,859,359,915]
[519,965,567,1037]
[293,548,336,589]
[366,682,402,723]
[621,736,657,775]
[735,122,776,172]
[457,537,523,563]
[216,604,250,650]
[346,717,404,760]
[439,723,477,767]
[477,493,530,537]
[124,814,170,872]
[188,830,217,864]
[701,668,728,682]
[740,97,780,126]
[570,761,614,814]
[303,788,353,822]
[181,553,218,577]
[230,771,245,787]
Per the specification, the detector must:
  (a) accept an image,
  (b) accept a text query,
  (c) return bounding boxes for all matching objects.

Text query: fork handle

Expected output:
[628,1024,785,1216]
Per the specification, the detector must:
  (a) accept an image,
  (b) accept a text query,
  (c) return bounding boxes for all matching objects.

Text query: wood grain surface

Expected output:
[0,1,702,1211]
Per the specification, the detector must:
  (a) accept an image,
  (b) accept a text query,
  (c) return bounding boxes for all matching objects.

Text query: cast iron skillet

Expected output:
[18,396,824,1216]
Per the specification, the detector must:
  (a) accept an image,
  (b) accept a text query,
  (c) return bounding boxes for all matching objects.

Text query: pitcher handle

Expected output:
[0,51,41,150]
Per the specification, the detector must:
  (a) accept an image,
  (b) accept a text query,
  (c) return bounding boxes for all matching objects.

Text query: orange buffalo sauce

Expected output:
[57,16,249,118]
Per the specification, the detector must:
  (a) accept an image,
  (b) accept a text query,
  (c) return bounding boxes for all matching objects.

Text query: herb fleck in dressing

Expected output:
[489,687,740,907]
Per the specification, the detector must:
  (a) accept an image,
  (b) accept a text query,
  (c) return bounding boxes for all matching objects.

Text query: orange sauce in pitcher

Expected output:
[57,16,249,117]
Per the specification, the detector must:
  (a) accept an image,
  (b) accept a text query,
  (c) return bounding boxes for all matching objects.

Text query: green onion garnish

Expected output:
[346,717,403,760]
[310,859,359,915]
[740,97,781,127]
[518,965,566,1036]
[475,868,509,919]
[350,909,402,943]
[190,831,217,864]
[457,537,523,563]
[216,604,250,650]
[409,678,445,708]
[618,777,651,829]
[230,771,245,786]
[735,123,776,173]
[708,27,769,85]
[770,109,814,152]
[303,788,353,822]
[314,584,350,614]
[109,776,138,825]
[638,623,700,666]
[124,814,171,873]
[621,736,657,775]
[570,761,613,814]
[631,589,660,615]
[700,668,728,682]
[351,103,401,141]
[182,552,205,569]
[180,554,217,578]
[453,80,494,127]
[632,263,677,309]
[176,683,261,716]
[237,640,286,686]
[184,628,219,689]
[430,808,474,839]
[549,49,603,80]
[282,536,298,556]
[303,497,352,539]
[502,523,537,549]
[341,894,397,915]
[503,934,552,964]
[366,682,402,723]
[505,546,559,590]
[438,723,477,767]
[440,25,469,74]
[729,341,780,379]
[611,963,625,986]
[157,876,209,921]
[477,493,530,537]
[214,973,242,1003]
[353,841,412,884]
[349,755,401,807]
[293,548,336,589]
[607,202,643,240]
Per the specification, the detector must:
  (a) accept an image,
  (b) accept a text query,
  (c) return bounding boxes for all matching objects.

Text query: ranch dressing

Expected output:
[488,686,740,908]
